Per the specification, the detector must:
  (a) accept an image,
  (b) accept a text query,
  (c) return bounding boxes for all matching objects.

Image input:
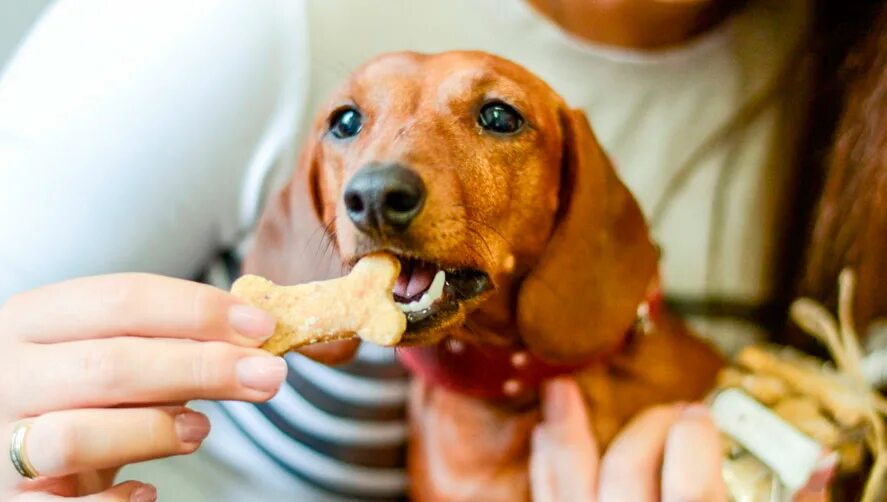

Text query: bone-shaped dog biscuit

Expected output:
[231,253,406,356]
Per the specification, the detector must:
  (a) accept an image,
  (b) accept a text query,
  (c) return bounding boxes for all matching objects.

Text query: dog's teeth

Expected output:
[413,293,430,311]
[399,298,426,313]
[420,291,433,308]
[428,271,445,302]
[395,270,447,314]
[413,298,426,311]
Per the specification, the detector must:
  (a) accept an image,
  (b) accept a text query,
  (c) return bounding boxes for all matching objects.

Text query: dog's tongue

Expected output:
[394,261,437,300]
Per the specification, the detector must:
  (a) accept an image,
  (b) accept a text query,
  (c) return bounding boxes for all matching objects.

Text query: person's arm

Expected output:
[0,0,309,301]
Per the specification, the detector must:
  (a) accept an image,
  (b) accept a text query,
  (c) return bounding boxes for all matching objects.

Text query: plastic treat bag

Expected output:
[708,269,887,502]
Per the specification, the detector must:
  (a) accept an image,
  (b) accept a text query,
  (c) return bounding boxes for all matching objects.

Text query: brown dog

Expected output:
[245,51,723,501]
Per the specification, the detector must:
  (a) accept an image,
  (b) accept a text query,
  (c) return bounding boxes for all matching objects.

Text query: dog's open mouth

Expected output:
[390,256,491,334]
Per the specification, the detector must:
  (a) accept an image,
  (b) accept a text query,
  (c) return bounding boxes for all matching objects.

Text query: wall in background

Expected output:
[0,0,53,73]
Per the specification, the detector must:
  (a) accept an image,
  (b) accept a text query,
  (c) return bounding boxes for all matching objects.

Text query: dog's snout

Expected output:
[344,164,426,234]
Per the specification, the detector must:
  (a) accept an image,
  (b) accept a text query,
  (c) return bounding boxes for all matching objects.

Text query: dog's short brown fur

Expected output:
[245,51,723,501]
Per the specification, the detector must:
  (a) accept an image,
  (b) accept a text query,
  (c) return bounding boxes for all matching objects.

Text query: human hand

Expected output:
[530,378,727,502]
[0,274,286,501]
[530,378,831,502]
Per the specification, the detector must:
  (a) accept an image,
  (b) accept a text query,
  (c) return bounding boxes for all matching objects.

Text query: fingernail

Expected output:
[175,411,211,444]
[236,356,288,392]
[681,403,711,420]
[542,378,574,420]
[229,304,276,340]
[132,484,157,502]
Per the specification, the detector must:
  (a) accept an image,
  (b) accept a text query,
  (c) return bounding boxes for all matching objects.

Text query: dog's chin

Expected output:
[350,250,494,344]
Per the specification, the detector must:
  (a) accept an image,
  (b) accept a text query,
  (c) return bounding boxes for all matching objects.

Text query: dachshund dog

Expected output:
[245,51,723,501]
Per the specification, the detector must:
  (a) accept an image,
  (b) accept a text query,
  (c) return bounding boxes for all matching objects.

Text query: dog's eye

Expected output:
[478,101,524,134]
[329,107,363,139]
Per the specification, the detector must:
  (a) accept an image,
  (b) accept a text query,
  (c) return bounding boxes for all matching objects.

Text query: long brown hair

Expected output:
[802,0,887,338]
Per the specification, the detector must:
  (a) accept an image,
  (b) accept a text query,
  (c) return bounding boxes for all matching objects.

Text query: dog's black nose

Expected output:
[343,164,426,234]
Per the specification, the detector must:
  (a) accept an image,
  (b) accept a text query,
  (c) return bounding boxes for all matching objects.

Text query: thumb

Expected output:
[530,377,599,502]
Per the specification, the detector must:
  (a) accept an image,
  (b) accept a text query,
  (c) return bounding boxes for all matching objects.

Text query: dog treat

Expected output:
[711,388,836,495]
[709,269,886,502]
[772,397,842,447]
[737,345,868,428]
[721,454,775,501]
[717,367,789,406]
[837,441,867,473]
[231,253,407,355]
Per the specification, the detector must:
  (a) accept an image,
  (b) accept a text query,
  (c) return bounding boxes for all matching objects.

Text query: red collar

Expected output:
[397,285,664,401]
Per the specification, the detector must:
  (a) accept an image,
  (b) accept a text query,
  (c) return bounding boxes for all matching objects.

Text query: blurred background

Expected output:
[0,1,51,72]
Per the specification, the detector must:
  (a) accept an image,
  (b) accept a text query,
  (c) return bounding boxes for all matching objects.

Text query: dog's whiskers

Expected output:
[463,215,517,251]
[462,226,495,261]
[305,218,333,260]
[323,223,344,271]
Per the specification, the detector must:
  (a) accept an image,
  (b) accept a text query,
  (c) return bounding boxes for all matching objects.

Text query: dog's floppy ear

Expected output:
[244,130,359,363]
[243,132,341,283]
[517,108,657,363]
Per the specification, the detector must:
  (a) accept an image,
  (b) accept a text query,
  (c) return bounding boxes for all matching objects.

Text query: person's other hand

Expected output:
[531,378,831,502]
[530,378,727,502]
[0,274,286,501]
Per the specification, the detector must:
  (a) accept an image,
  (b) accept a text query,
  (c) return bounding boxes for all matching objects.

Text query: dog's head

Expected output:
[246,51,657,363]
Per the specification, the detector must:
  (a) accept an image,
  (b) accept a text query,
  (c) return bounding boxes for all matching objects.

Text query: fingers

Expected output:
[661,405,727,502]
[530,378,598,502]
[14,481,156,502]
[0,273,275,346]
[597,404,684,502]
[13,338,287,415]
[23,407,208,478]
